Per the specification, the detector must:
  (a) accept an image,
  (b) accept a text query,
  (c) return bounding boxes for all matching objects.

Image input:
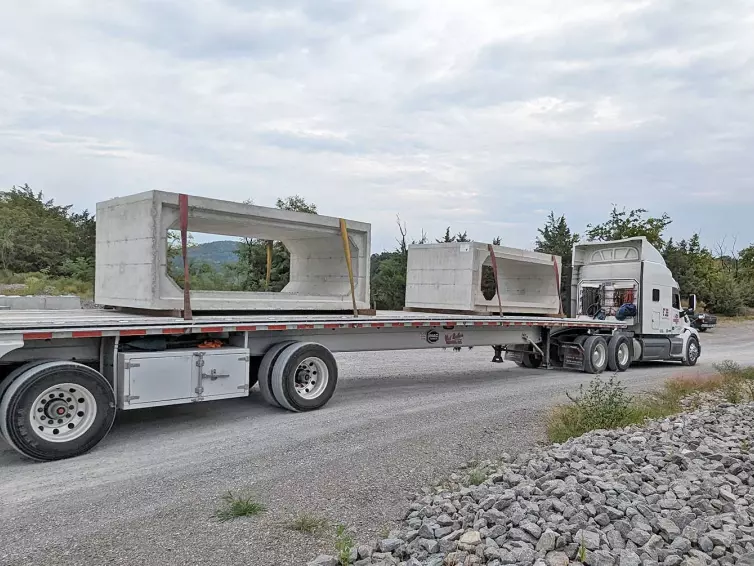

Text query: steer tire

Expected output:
[257,342,296,408]
[583,336,609,374]
[270,342,338,412]
[0,361,116,461]
[682,336,700,366]
[607,335,632,372]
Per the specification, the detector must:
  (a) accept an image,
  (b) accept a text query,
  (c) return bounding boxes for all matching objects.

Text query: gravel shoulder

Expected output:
[1,322,753,566]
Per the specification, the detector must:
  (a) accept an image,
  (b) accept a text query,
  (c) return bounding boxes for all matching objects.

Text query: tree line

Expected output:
[1,185,752,316]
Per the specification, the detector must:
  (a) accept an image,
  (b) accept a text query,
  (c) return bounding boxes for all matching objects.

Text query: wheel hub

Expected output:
[618,343,630,366]
[293,357,329,400]
[30,383,97,442]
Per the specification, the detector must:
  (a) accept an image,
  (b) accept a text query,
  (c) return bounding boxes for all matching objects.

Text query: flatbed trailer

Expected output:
[0,309,629,461]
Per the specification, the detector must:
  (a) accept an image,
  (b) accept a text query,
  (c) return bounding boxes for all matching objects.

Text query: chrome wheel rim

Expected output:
[30,383,97,442]
[689,342,699,363]
[592,343,607,369]
[617,343,630,367]
[294,357,329,400]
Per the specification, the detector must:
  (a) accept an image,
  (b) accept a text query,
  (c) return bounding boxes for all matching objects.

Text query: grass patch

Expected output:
[289,513,328,535]
[334,524,355,566]
[214,491,266,522]
[467,468,487,486]
[0,271,93,298]
[548,362,754,443]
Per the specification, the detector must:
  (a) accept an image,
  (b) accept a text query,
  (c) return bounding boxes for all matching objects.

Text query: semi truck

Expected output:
[0,235,700,462]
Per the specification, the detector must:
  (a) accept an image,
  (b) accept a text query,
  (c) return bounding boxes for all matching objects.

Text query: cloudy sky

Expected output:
[2,0,753,253]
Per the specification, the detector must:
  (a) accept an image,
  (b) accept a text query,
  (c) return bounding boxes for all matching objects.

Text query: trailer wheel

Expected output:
[0,361,116,461]
[607,335,632,372]
[248,356,262,390]
[682,336,700,366]
[583,336,608,374]
[257,342,296,408]
[270,342,338,412]
[521,353,542,369]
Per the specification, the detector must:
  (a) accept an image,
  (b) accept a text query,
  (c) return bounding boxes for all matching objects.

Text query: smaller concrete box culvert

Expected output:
[405,242,562,315]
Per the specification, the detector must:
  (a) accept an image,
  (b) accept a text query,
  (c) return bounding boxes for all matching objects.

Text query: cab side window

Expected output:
[672,293,680,310]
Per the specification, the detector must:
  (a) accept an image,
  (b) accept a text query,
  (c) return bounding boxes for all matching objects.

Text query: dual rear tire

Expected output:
[577,334,632,374]
[257,342,338,412]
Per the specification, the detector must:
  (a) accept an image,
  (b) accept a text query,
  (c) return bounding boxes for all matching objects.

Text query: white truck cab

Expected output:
[570,237,700,365]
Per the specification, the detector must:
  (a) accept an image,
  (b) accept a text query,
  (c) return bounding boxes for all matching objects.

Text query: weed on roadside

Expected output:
[467,468,487,486]
[214,491,266,522]
[548,360,754,443]
[578,532,587,563]
[289,513,328,535]
[548,376,639,443]
[715,361,754,401]
[334,524,355,566]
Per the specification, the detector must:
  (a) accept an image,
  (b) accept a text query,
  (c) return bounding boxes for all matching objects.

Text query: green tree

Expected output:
[275,195,318,214]
[436,227,470,243]
[662,234,717,303]
[0,184,95,275]
[535,212,580,315]
[586,207,671,249]
[371,218,433,310]
[705,270,745,316]
[231,195,319,292]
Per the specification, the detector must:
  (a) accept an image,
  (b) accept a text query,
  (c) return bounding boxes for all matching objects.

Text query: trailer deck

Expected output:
[0,309,625,337]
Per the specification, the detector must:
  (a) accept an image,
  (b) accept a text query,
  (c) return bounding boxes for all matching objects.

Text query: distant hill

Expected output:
[174,240,241,267]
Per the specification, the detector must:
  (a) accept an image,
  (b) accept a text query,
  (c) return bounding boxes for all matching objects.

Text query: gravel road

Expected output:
[2,322,753,566]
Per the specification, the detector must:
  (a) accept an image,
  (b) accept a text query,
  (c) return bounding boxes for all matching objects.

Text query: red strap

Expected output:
[552,255,563,316]
[488,244,504,317]
[179,194,192,320]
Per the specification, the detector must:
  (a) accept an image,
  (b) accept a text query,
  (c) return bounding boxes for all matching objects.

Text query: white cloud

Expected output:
[1,0,753,252]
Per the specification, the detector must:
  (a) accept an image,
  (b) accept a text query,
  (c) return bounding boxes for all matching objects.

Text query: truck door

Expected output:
[656,286,677,333]
[671,288,683,334]
[651,288,662,331]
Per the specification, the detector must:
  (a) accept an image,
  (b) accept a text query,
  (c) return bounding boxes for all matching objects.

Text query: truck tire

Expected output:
[257,342,296,408]
[583,336,608,374]
[270,342,338,412]
[682,336,700,366]
[0,361,52,444]
[521,353,542,369]
[248,356,262,390]
[607,335,632,372]
[0,361,116,461]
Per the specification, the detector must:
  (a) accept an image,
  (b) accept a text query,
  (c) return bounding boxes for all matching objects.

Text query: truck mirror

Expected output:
[688,294,697,313]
